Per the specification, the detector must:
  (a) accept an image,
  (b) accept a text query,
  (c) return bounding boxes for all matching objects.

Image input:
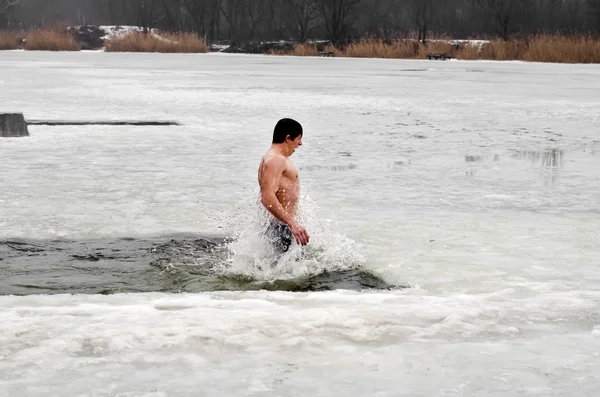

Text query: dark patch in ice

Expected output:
[302,163,358,171]
[512,149,564,168]
[544,130,562,137]
[412,134,427,139]
[338,151,352,157]
[465,155,482,162]
[511,128,530,135]
[511,149,564,184]
[465,154,500,163]
[28,120,181,126]
[389,160,410,168]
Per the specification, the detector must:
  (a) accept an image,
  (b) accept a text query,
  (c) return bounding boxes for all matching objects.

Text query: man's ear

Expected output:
[285,134,291,142]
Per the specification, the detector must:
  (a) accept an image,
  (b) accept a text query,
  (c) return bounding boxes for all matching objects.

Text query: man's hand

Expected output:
[290,224,310,246]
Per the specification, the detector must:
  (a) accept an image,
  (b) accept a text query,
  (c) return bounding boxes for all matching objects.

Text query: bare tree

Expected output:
[478,0,519,40]
[160,0,186,31]
[105,0,168,33]
[434,0,476,38]
[2,0,598,42]
[377,0,409,38]
[0,0,20,14]
[316,0,363,44]
[240,0,266,40]
[590,0,600,32]
[562,0,583,32]
[289,0,320,41]
[266,0,288,40]
[102,0,164,31]
[409,0,434,42]
[183,0,220,39]
[137,0,168,33]
[0,0,20,28]
[219,0,243,41]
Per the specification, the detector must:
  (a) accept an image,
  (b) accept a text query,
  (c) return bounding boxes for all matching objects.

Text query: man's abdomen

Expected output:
[276,182,299,216]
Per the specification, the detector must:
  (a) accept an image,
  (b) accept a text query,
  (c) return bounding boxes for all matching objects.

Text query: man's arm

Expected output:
[259,155,296,226]
[259,155,310,246]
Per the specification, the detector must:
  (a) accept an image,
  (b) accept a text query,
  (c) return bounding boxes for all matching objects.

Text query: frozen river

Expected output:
[1,51,599,396]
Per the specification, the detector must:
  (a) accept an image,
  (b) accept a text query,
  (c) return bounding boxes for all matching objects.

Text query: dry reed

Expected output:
[281,35,600,63]
[0,31,22,50]
[522,35,600,63]
[104,32,208,53]
[24,29,80,51]
[290,42,320,56]
[456,43,481,60]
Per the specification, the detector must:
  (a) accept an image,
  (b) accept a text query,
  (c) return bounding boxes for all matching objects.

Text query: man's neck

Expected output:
[271,144,290,157]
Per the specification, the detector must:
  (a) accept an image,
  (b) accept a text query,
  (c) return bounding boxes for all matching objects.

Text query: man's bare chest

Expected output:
[282,163,299,183]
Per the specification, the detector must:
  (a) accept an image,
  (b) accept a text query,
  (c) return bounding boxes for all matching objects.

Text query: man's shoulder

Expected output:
[263,152,288,167]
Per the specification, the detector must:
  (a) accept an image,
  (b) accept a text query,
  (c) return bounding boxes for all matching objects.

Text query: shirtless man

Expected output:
[258,118,310,252]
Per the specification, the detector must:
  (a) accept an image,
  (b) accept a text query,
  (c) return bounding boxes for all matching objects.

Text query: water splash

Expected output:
[214,192,366,281]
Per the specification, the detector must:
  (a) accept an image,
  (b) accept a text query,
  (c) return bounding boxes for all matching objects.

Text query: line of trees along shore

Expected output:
[2,0,600,43]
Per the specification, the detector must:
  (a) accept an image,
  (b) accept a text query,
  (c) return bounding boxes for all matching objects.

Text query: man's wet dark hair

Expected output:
[272,118,303,144]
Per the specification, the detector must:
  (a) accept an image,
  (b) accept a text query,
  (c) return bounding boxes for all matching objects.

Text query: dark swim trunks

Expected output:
[265,220,293,253]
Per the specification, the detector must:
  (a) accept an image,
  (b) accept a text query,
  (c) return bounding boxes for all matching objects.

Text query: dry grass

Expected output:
[522,35,600,63]
[105,32,208,53]
[4,26,598,63]
[477,35,600,63]
[456,43,481,60]
[0,31,22,50]
[325,39,456,59]
[342,39,420,58]
[290,42,320,56]
[418,41,458,58]
[478,39,528,61]
[268,43,323,56]
[24,29,80,51]
[267,42,317,56]
[322,43,342,56]
[276,35,600,63]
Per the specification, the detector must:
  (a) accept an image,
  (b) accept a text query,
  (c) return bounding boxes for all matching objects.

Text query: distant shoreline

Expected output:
[1,25,599,64]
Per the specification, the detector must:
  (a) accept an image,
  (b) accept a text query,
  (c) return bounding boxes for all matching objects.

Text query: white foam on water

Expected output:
[214,192,365,280]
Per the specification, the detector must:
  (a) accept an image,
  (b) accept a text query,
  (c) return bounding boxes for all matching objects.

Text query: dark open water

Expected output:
[0,236,399,295]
